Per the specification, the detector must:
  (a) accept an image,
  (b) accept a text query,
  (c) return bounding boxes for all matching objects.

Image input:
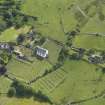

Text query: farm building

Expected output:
[14,48,25,58]
[0,43,14,53]
[88,54,103,64]
[0,43,10,50]
[36,46,48,58]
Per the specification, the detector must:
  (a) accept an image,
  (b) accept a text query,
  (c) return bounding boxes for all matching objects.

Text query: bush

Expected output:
[8,81,52,104]
[16,34,25,44]
[7,87,16,97]
[58,47,69,62]
[0,66,7,75]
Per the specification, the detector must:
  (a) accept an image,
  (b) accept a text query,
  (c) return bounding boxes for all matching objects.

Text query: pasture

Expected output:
[6,58,52,81]
[47,60,105,104]
[21,0,78,43]
[74,15,105,50]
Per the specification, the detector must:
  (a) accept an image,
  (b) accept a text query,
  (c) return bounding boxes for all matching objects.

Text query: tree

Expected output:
[101,51,105,61]
[58,47,69,62]
[86,49,95,56]
[0,66,7,75]
[70,53,81,60]
[102,67,105,74]
[34,91,52,104]
[16,34,25,44]
[0,19,7,32]
[11,81,35,98]
[7,87,16,97]
[39,37,46,45]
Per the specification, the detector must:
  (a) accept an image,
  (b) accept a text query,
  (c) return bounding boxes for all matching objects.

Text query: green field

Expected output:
[6,58,52,81]
[48,60,103,104]
[74,14,105,50]
[30,59,105,104]
[21,0,78,43]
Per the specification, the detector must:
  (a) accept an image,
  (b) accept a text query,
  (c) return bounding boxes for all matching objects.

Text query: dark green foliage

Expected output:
[34,91,52,104]
[39,37,46,45]
[58,47,69,62]
[52,62,62,70]
[34,36,46,46]
[102,67,105,74]
[16,34,25,45]
[0,50,12,65]
[7,87,16,97]
[66,31,77,36]
[0,0,38,32]
[0,18,8,32]
[8,81,52,103]
[70,53,81,60]
[101,51,105,61]
[66,36,73,47]
[86,49,96,56]
[0,65,7,75]
[43,69,49,76]
[10,81,34,98]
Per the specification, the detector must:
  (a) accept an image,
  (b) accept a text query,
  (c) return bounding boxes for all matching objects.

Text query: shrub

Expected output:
[7,87,16,97]
[0,66,7,75]
[34,91,52,104]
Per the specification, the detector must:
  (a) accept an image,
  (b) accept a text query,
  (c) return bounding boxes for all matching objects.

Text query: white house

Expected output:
[36,46,48,58]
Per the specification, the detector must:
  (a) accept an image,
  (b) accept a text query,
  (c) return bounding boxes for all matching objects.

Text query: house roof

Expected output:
[36,46,48,58]
[0,43,10,49]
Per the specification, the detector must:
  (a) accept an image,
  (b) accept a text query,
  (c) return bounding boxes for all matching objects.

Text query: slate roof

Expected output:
[36,46,48,58]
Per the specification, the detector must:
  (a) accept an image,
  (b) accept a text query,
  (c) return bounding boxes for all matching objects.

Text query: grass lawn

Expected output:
[0,26,30,42]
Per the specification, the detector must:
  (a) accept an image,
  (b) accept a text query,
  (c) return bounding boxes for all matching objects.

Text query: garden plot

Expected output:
[14,46,32,57]
[0,26,30,42]
[6,58,52,81]
[31,68,67,93]
[42,39,61,64]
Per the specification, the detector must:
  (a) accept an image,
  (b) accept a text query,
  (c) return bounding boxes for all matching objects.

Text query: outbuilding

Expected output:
[88,54,103,64]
